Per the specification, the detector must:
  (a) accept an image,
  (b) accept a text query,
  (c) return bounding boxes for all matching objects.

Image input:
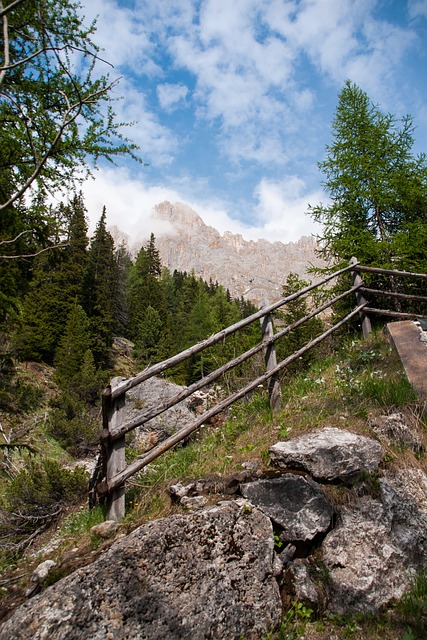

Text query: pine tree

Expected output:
[134,305,163,365]
[127,235,165,340]
[17,195,89,362]
[54,305,92,391]
[114,243,132,337]
[84,207,118,366]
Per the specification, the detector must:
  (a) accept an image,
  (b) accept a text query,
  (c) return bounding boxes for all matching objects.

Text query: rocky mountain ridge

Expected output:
[110,201,324,305]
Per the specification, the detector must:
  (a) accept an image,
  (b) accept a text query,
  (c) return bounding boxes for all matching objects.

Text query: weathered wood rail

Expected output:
[90,259,427,520]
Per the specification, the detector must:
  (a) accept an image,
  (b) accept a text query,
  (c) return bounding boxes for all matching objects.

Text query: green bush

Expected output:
[47,392,100,456]
[4,458,88,513]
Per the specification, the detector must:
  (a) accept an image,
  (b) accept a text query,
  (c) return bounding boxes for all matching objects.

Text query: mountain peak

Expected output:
[153,201,205,229]
[109,201,324,305]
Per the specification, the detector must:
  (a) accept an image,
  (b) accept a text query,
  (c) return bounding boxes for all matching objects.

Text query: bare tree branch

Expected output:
[0,46,114,73]
[0,241,68,259]
[0,0,25,20]
[0,0,11,87]
[0,229,32,245]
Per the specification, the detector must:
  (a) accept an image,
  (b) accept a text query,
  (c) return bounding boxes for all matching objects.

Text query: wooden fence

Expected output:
[90,258,427,521]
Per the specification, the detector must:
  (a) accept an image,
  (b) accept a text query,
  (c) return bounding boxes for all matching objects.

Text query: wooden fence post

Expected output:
[260,309,281,412]
[350,257,372,338]
[104,381,126,522]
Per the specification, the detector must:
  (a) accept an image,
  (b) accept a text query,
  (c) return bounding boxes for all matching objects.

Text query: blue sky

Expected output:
[78,0,427,243]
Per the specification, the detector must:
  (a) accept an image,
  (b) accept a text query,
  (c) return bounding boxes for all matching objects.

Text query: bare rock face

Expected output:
[0,501,281,640]
[115,376,197,452]
[110,201,324,305]
[368,411,423,452]
[269,427,383,483]
[241,475,333,542]
[322,467,427,614]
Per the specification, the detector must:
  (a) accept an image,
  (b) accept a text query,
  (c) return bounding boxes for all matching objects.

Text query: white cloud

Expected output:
[79,0,160,76]
[408,0,427,19]
[157,83,189,111]
[253,176,324,242]
[79,0,421,170]
[112,79,179,166]
[79,167,321,245]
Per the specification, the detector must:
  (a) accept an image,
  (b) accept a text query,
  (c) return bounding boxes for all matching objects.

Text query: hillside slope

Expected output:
[1,330,426,639]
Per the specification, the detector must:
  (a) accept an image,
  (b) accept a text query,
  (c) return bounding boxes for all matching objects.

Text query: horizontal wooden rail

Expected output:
[106,283,363,441]
[364,307,427,320]
[354,265,427,280]
[360,288,427,303]
[109,263,355,400]
[98,303,366,495]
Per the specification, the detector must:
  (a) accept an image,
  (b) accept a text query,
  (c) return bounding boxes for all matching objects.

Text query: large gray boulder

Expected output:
[321,467,427,614]
[0,500,281,640]
[117,376,197,451]
[270,427,383,482]
[241,474,333,542]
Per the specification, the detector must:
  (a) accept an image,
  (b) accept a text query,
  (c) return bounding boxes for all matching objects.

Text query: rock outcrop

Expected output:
[0,501,281,640]
[112,375,220,452]
[269,427,383,482]
[110,201,324,305]
[322,467,427,613]
[241,475,333,542]
[2,426,427,637]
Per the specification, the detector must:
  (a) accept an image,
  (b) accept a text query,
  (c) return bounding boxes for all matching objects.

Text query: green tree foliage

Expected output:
[127,234,165,340]
[276,273,323,374]
[309,81,427,270]
[47,391,100,455]
[0,196,57,323]
[4,457,87,514]
[16,247,71,362]
[58,192,89,303]
[83,208,118,366]
[114,243,132,337]
[133,305,163,365]
[16,194,89,362]
[54,304,91,389]
[0,0,139,214]
[51,305,104,454]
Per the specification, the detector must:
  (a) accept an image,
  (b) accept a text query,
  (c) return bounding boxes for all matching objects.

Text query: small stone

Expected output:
[286,559,319,609]
[30,559,57,584]
[90,521,120,539]
[180,495,208,509]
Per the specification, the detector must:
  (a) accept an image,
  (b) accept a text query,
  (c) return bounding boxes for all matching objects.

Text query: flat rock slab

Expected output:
[386,321,427,400]
[269,427,383,483]
[241,474,333,542]
[0,501,281,640]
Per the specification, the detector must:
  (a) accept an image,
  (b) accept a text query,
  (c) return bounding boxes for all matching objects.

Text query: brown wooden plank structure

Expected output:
[386,321,427,401]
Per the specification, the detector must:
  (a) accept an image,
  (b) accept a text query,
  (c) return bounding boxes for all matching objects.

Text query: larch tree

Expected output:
[308,81,427,270]
[0,0,139,216]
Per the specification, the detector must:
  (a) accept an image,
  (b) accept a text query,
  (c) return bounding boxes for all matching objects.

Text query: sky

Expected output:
[77,0,427,244]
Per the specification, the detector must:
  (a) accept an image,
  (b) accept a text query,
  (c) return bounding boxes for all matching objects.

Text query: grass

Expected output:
[119,328,426,528]
[59,505,105,536]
